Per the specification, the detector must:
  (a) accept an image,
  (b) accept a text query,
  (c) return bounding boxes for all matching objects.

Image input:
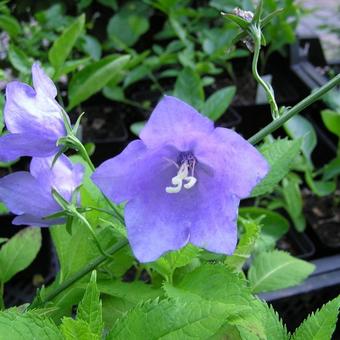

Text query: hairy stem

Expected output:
[248,74,340,145]
[251,25,279,119]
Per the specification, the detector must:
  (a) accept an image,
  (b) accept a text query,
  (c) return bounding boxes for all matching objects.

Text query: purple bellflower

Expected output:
[0,155,84,226]
[0,63,66,162]
[92,96,269,262]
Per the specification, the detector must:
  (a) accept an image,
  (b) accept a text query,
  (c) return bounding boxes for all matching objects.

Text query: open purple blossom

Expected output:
[0,63,66,162]
[92,96,269,262]
[0,155,84,226]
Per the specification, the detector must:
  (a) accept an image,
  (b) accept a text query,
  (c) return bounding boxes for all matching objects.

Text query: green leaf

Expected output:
[201,86,236,121]
[0,14,21,37]
[107,297,236,340]
[130,121,146,137]
[291,296,340,340]
[222,13,251,29]
[8,45,32,74]
[0,309,62,339]
[322,157,340,181]
[225,216,261,271]
[164,264,287,339]
[148,244,200,281]
[239,207,289,252]
[48,14,85,78]
[107,2,150,48]
[77,271,103,336]
[251,138,302,197]
[98,280,162,304]
[321,109,340,137]
[68,55,130,109]
[248,250,315,293]
[174,67,204,110]
[0,228,41,283]
[61,318,99,340]
[305,169,336,197]
[284,114,317,167]
[164,264,253,307]
[281,175,305,231]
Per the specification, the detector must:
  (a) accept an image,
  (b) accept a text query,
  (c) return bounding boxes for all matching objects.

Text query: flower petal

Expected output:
[30,155,84,202]
[194,127,269,198]
[140,96,214,151]
[32,63,57,98]
[0,172,59,217]
[92,140,177,204]
[188,167,239,254]
[0,133,59,162]
[124,162,239,262]
[4,81,65,138]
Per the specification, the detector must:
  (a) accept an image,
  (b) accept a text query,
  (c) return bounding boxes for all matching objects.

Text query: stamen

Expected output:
[184,176,197,189]
[165,153,197,194]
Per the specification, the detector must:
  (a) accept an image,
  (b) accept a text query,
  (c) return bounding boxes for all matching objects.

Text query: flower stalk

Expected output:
[250,24,280,120]
[248,74,340,145]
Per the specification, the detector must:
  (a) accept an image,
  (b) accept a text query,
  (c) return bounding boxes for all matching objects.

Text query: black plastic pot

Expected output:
[259,254,340,336]
[277,228,315,260]
[0,214,59,307]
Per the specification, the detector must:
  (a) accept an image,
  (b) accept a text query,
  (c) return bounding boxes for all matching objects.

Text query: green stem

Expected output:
[74,137,125,225]
[75,211,115,259]
[29,238,128,309]
[251,26,279,119]
[248,74,340,145]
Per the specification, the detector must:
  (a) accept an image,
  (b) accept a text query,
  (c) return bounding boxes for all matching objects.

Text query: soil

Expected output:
[80,106,128,143]
[304,189,340,248]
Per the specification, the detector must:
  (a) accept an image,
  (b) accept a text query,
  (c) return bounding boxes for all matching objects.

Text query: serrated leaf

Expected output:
[291,296,340,340]
[251,139,302,197]
[61,317,99,340]
[49,14,85,77]
[201,86,236,121]
[239,207,289,253]
[225,216,261,271]
[164,264,287,339]
[0,309,62,339]
[174,67,204,110]
[77,271,103,336]
[107,297,235,340]
[148,244,200,281]
[0,228,41,283]
[68,55,130,109]
[98,280,162,304]
[248,250,315,293]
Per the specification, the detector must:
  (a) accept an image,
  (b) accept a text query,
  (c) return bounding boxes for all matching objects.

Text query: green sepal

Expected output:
[252,0,263,26]
[222,13,250,30]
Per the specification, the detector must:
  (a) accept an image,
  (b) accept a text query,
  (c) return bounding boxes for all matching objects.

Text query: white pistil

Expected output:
[166,161,197,194]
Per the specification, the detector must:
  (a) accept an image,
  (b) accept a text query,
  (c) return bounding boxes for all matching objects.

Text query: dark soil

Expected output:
[304,190,340,248]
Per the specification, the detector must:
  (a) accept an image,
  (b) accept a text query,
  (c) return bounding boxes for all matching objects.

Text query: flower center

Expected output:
[165,152,197,194]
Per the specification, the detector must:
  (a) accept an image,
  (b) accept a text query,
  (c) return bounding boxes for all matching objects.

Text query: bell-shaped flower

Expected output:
[0,155,84,226]
[0,63,66,162]
[92,96,269,262]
